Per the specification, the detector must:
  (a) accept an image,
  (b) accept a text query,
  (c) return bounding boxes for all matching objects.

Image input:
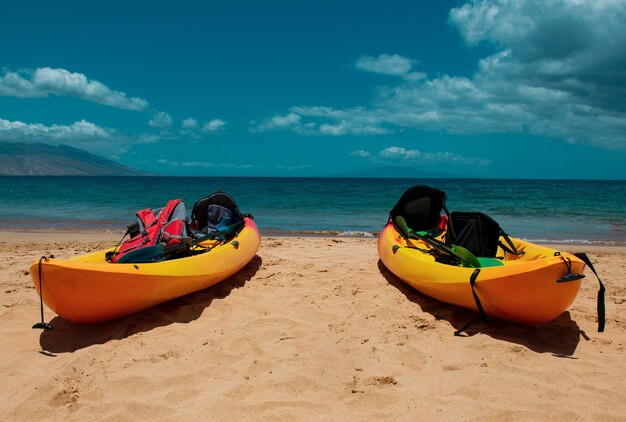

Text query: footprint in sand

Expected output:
[148,350,180,363]
[366,376,398,387]
[409,315,435,330]
[50,384,80,408]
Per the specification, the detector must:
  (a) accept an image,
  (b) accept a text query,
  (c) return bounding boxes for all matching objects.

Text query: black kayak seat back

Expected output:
[389,185,448,235]
[447,211,504,258]
[190,192,244,237]
[205,204,233,231]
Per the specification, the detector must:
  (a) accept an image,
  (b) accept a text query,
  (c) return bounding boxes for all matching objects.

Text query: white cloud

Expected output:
[157,159,254,169]
[0,117,125,153]
[148,111,173,129]
[177,117,225,139]
[253,1,626,150]
[351,145,491,166]
[181,118,198,129]
[0,118,111,141]
[355,54,415,76]
[379,146,421,160]
[136,133,162,144]
[0,67,149,111]
[202,118,226,133]
[251,113,301,133]
[251,107,391,136]
[156,159,310,171]
[348,150,371,158]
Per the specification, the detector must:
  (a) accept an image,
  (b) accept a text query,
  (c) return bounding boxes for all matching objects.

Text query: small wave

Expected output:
[337,231,377,238]
[261,229,378,238]
[523,238,626,246]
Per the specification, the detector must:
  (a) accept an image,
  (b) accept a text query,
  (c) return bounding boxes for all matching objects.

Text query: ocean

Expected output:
[0,176,624,245]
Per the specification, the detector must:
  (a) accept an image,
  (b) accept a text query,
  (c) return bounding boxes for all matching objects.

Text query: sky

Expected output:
[1,0,625,179]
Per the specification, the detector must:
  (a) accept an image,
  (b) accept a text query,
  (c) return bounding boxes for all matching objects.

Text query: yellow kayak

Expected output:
[378,222,585,325]
[378,185,604,329]
[31,217,260,323]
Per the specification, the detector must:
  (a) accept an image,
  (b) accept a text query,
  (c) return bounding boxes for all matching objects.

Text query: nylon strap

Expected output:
[454,269,489,336]
[573,252,606,332]
[499,231,522,255]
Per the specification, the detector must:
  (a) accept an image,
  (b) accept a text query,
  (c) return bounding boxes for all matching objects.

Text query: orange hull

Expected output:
[31,218,260,323]
[378,223,584,324]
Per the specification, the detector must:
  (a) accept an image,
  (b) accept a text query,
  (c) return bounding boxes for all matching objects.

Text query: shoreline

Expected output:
[1,229,625,252]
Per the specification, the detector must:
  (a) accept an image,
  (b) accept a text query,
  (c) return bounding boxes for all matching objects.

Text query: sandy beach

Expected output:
[1,231,625,421]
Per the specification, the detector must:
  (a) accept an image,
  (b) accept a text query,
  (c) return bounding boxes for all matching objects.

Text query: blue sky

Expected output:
[1,0,625,179]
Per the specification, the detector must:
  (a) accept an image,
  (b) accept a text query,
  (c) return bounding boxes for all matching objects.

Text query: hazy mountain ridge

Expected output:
[0,143,149,176]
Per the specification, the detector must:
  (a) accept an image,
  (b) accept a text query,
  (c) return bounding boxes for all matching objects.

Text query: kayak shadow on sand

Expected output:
[38,255,263,354]
[377,260,584,356]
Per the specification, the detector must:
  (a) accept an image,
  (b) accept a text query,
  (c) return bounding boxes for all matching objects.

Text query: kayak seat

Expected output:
[389,185,450,236]
[190,191,245,240]
[447,212,521,259]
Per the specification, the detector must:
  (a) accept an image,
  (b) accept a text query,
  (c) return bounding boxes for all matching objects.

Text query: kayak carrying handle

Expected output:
[557,255,585,283]
[557,273,585,283]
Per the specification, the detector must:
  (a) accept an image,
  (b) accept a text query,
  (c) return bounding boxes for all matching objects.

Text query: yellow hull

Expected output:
[31,218,260,323]
[378,223,584,324]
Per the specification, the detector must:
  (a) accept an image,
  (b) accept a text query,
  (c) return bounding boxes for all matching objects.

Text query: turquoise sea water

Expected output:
[0,176,624,245]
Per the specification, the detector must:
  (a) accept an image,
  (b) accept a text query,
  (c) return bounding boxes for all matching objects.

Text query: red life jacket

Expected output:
[110,199,187,263]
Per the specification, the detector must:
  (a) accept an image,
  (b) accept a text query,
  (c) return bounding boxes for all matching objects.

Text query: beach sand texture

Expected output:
[1,232,625,420]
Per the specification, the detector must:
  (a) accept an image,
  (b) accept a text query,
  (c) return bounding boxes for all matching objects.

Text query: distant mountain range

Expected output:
[0,142,468,178]
[0,142,149,176]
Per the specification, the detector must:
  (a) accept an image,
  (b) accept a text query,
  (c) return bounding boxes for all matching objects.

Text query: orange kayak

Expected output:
[378,222,585,325]
[31,217,260,323]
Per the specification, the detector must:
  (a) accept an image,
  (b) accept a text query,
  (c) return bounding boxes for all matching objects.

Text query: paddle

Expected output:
[116,221,244,264]
[395,216,481,268]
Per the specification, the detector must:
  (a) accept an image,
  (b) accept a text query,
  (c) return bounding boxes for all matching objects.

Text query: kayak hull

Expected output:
[378,223,584,325]
[31,218,260,323]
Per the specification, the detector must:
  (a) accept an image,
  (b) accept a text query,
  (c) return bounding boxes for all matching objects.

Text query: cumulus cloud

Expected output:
[175,117,226,139]
[379,146,491,166]
[148,111,173,129]
[352,145,491,166]
[355,54,414,76]
[378,146,421,160]
[181,118,198,129]
[250,113,302,133]
[202,118,226,133]
[0,118,111,141]
[157,159,310,171]
[253,0,626,149]
[251,107,391,136]
[0,117,126,153]
[0,67,149,111]
[157,159,254,169]
[348,150,371,158]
